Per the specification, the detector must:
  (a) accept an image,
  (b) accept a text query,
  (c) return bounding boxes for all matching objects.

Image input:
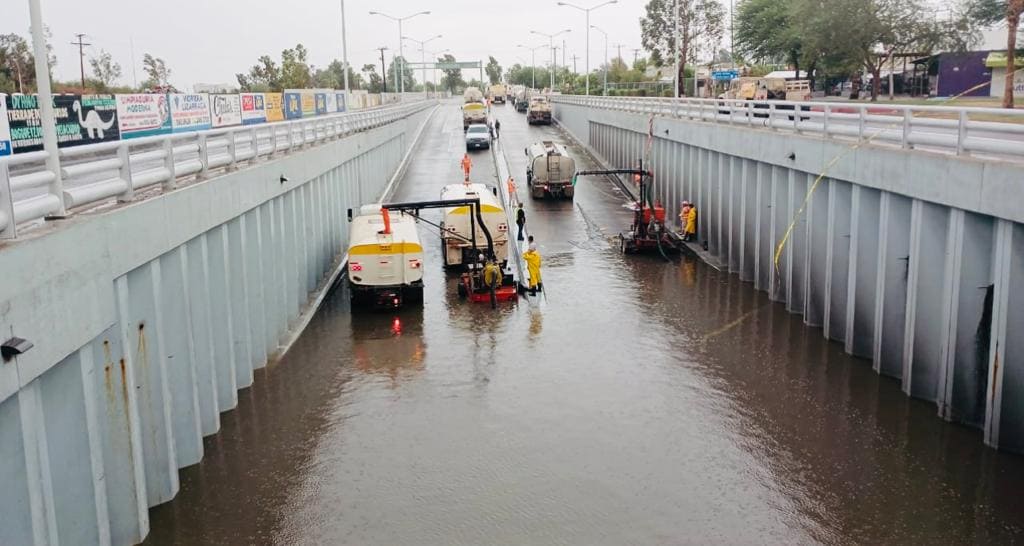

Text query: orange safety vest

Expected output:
[461,157,472,172]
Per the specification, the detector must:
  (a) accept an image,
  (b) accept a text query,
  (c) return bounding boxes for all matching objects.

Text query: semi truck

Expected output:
[526,95,552,124]
[462,86,487,130]
[525,141,576,199]
[488,84,507,103]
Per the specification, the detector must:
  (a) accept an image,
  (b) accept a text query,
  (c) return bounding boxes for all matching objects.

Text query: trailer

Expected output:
[346,205,424,309]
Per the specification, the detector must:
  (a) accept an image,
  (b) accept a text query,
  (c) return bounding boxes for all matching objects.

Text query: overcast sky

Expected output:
[3,0,674,91]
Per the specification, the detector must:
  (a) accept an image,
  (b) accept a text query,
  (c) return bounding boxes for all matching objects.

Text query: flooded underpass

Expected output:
[146,101,1024,545]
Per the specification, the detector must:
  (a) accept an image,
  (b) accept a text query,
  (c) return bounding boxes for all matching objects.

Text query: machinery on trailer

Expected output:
[345,204,424,308]
[574,160,677,255]
[525,141,576,199]
[527,95,552,124]
[439,183,509,267]
[381,197,518,308]
[462,86,487,130]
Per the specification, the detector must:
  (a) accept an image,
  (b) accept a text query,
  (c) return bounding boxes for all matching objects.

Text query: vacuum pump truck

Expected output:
[525,141,576,199]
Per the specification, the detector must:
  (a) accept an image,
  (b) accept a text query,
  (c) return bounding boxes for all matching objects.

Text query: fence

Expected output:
[550,95,1024,161]
[0,99,434,239]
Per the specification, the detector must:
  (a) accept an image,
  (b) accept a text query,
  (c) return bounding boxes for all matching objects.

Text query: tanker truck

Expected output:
[462,86,487,130]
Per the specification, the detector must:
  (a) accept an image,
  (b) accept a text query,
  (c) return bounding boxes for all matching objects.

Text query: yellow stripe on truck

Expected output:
[349,242,423,255]
[448,204,504,215]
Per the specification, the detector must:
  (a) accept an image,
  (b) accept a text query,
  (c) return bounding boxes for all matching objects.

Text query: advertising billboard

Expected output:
[0,96,12,157]
[6,94,120,153]
[323,92,337,114]
[283,92,302,119]
[210,94,242,128]
[315,93,328,115]
[300,91,316,117]
[264,93,284,122]
[240,93,266,125]
[335,92,347,113]
[116,94,171,139]
[169,93,211,132]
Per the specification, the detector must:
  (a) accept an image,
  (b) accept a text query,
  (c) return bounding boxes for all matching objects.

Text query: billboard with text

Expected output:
[240,93,266,125]
[6,94,120,153]
[116,94,171,139]
[265,93,284,122]
[283,92,302,119]
[0,96,10,156]
[169,93,211,132]
[210,94,242,128]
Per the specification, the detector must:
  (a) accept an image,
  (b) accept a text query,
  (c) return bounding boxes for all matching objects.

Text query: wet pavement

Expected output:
[146,100,1024,545]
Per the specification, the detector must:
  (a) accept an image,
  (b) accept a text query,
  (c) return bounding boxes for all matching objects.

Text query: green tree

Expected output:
[89,49,122,92]
[0,34,32,93]
[969,0,1024,107]
[142,53,173,91]
[735,0,804,73]
[280,44,312,89]
[386,56,415,92]
[439,54,465,93]
[485,56,502,84]
[640,0,726,93]
[362,63,383,92]
[237,55,282,91]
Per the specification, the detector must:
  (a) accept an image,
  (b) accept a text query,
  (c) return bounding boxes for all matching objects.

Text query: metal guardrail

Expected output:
[550,95,1024,161]
[0,99,435,240]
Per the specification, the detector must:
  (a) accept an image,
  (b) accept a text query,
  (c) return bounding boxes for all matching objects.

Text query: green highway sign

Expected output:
[435,61,481,70]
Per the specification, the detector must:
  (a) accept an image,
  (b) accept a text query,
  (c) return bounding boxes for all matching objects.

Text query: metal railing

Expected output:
[550,95,1024,161]
[0,99,435,239]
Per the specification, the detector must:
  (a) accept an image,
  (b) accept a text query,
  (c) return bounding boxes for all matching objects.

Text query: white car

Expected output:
[465,123,491,150]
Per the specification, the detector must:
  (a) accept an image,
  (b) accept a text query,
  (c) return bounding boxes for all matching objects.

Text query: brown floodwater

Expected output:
[145,101,1024,546]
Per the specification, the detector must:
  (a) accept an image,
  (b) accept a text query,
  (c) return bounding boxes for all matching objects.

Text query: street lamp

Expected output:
[369,10,430,94]
[403,34,442,98]
[557,0,617,96]
[517,44,549,90]
[530,28,571,90]
[590,25,609,96]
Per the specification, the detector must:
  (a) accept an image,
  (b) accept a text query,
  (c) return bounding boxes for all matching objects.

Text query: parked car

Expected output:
[465,123,491,150]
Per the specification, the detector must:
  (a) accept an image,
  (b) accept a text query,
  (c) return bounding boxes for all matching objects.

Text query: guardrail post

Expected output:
[117,143,135,202]
[857,106,866,142]
[198,133,210,179]
[956,110,967,156]
[823,104,831,136]
[901,109,912,149]
[269,126,278,156]
[287,121,295,151]
[227,131,237,169]
[162,138,176,191]
[250,126,259,162]
[769,104,777,131]
[0,160,16,239]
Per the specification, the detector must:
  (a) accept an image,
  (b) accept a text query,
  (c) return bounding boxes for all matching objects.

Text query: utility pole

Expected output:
[378,46,388,92]
[71,33,92,89]
[633,48,640,66]
[615,44,624,64]
[341,0,351,99]
[572,55,580,74]
[552,46,560,88]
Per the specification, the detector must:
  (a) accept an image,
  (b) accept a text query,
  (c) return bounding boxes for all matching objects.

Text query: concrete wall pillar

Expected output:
[754,163,771,292]
[185,236,220,436]
[118,262,179,506]
[985,220,1024,451]
[845,186,881,358]
[158,246,203,468]
[804,177,830,327]
[206,225,238,411]
[739,159,756,283]
[824,180,852,341]
[769,166,789,303]
[902,200,951,401]
[873,192,912,378]
[728,156,741,273]
[245,208,268,370]
[785,171,808,315]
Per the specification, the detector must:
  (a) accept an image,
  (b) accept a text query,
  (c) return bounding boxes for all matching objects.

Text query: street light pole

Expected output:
[557,1,618,96]
[591,25,609,96]
[27,0,65,216]
[517,44,548,89]
[341,0,350,100]
[369,10,430,95]
[674,0,680,98]
[530,29,571,90]
[403,34,442,97]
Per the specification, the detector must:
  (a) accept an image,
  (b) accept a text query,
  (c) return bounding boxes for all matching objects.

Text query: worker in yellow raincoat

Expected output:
[684,204,698,242]
[523,245,542,295]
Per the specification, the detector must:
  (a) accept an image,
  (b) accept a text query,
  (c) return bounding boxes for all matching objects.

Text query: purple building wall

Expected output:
[936,51,992,97]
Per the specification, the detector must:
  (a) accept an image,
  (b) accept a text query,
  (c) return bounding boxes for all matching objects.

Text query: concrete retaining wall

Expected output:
[553,100,1024,454]
[0,103,435,546]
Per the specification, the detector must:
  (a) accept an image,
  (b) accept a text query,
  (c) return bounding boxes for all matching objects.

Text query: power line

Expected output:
[70,33,92,89]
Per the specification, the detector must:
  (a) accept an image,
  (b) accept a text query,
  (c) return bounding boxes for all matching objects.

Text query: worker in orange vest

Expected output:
[461,153,472,182]
[507,177,517,205]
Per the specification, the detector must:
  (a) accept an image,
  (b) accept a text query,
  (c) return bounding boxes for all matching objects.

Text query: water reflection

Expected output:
[349,309,425,384]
